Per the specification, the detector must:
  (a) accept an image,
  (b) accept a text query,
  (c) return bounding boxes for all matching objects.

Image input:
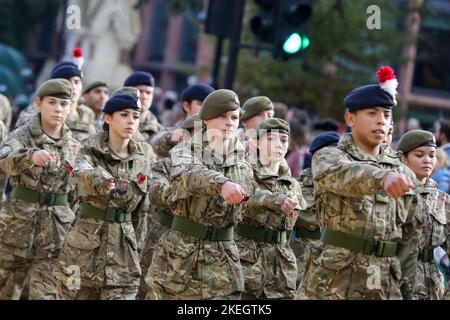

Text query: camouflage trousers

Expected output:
[296,246,404,300]
[146,284,241,300]
[236,235,297,300]
[290,237,323,289]
[146,230,244,300]
[412,261,445,300]
[58,284,138,300]
[0,252,59,300]
[136,219,169,300]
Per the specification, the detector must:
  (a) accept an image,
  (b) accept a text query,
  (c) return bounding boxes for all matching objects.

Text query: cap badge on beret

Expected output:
[234,95,240,106]
[377,66,398,106]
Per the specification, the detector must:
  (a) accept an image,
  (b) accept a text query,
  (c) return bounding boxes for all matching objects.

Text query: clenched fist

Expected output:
[32,150,59,167]
[281,197,300,215]
[221,181,247,205]
[383,172,414,198]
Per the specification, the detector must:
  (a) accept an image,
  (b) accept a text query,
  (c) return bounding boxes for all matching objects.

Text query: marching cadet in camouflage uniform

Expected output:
[238,97,275,157]
[107,87,157,260]
[51,63,97,142]
[82,80,109,126]
[123,71,163,144]
[150,83,214,158]
[146,89,256,300]
[397,130,449,300]
[298,66,418,300]
[137,114,202,300]
[235,118,306,300]
[16,62,97,143]
[291,132,340,289]
[0,79,81,299]
[56,93,151,300]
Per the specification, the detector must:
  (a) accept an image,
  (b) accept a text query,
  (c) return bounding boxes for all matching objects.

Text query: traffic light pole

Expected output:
[224,0,246,90]
[211,36,224,89]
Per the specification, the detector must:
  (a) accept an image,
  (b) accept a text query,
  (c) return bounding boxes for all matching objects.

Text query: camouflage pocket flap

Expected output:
[65,218,102,251]
[430,208,446,225]
[431,192,447,225]
[319,246,354,272]
[53,207,75,224]
[121,223,138,251]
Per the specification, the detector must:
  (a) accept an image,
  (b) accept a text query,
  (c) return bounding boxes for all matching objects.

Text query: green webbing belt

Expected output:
[320,229,398,257]
[236,224,288,244]
[11,187,68,206]
[159,211,174,228]
[295,226,321,240]
[171,216,233,241]
[79,203,132,223]
[418,247,435,263]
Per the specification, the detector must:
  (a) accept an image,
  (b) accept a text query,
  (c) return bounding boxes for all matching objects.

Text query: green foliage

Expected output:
[236,0,405,120]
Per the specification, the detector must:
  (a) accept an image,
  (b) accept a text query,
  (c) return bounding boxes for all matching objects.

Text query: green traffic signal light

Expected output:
[302,35,310,49]
[283,33,301,54]
[282,33,310,54]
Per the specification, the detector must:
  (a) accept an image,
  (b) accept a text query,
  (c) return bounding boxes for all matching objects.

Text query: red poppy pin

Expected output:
[67,166,74,175]
[138,173,147,184]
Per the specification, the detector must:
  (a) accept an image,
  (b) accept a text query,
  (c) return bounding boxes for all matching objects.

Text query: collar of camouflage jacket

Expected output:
[419,177,438,194]
[88,132,145,160]
[139,111,162,133]
[190,133,247,168]
[338,133,402,166]
[253,159,294,186]
[29,113,72,146]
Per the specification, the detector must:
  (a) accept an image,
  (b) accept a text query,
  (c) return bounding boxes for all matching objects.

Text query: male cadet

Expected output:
[291,132,340,290]
[239,96,274,156]
[150,83,214,157]
[123,71,163,143]
[82,80,109,122]
[298,66,418,300]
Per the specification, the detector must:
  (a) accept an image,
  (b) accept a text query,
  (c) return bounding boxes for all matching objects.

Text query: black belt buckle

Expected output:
[273,230,281,243]
[114,209,123,223]
[205,226,214,240]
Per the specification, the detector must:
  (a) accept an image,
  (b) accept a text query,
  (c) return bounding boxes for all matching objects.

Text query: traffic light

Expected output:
[274,0,312,59]
[249,0,280,43]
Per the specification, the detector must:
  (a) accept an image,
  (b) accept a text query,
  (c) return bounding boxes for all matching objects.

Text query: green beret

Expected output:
[200,89,240,121]
[241,96,274,121]
[256,118,290,139]
[83,80,108,94]
[180,114,202,131]
[36,79,73,100]
[397,130,437,155]
[111,86,139,98]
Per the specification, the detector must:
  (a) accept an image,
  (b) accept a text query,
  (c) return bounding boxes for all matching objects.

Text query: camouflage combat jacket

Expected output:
[236,160,306,299]
[291,167,324,288]
[408,179,448,300]
[58,132,151,288]
[0,113,81,259]
[138,112,163,144]
[65,103,97,142]
[300,133,418,300]
[147,135,255,299]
